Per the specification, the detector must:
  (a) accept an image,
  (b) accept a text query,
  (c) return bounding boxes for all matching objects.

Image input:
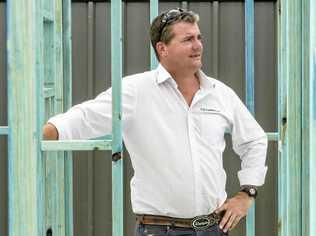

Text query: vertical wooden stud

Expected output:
[150,0,159,69]
[87,3,95,235]
[111,0,124,235]
[62,0,74,235]
[7,0,45,235]
[302,0,316,235]
[278,0,303,235]
[244,0,255,235]
[212,1,219,79]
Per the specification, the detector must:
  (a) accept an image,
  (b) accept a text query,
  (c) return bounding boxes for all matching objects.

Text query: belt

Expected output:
[136,212,222,230]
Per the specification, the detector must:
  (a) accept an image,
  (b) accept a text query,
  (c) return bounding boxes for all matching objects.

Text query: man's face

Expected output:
[159,22,203,72]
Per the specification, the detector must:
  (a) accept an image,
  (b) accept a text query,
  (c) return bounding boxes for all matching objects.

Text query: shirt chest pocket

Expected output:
[198,111,229,146]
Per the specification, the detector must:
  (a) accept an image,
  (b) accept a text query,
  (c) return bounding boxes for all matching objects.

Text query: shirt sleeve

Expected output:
[48,79,137,140]
[230,91,268,186]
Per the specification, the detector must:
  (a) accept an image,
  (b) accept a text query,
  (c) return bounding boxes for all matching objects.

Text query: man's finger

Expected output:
[219,210,231,230]
[223,213,236,233]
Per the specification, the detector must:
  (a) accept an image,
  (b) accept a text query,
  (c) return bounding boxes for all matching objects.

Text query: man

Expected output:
[43,8,267,236]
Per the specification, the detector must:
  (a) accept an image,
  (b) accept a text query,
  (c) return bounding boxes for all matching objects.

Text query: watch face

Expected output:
[249,188,256,195]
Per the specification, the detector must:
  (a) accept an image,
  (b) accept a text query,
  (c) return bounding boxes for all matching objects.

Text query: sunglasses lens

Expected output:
[162,9,183,23]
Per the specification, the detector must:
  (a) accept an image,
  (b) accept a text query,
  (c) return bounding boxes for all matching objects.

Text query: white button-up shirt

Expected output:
[49,64,267,218]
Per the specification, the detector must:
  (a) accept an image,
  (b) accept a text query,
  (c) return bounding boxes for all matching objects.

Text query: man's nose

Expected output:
[193,38,203,50]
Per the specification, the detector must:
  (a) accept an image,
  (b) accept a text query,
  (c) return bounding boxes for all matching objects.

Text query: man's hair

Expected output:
[150,9,199,60]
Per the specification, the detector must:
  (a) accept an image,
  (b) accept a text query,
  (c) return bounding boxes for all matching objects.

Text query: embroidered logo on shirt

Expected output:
[200,108,220,112]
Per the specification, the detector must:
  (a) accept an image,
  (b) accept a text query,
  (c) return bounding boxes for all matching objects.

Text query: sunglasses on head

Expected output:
[158,8,193,40]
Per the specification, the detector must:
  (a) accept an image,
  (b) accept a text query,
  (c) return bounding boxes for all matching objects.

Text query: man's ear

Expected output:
[156,42,167,59]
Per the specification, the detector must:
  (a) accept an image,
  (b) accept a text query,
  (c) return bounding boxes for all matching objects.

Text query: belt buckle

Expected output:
[192,215,215,230]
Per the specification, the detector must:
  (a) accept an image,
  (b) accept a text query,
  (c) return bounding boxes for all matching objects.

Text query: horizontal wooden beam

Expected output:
[267,132,279,141]
[41,139,112,151]
[44,87,55,98]
[0,126,9,135]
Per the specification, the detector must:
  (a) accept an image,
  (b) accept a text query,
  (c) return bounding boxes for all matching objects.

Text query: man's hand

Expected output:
[42,123,59,140]
[215,192,254,233]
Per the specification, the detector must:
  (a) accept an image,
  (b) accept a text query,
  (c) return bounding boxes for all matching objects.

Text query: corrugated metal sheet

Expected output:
[0,2,277,235]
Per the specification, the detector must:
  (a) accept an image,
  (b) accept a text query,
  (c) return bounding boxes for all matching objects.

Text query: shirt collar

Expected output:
[155,63,216,91]
[156,64,176,87]
[196,70,217,92]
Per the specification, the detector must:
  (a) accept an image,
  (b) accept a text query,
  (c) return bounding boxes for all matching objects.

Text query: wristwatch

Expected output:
[240,185,258,199]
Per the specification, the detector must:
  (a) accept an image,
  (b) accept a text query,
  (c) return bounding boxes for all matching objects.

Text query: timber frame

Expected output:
[0,0,315,235]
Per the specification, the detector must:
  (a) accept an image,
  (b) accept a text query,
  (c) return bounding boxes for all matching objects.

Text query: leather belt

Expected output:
[136,212,222,230]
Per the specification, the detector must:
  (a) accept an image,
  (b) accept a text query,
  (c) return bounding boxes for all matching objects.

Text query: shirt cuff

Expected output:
[237,166,268,186]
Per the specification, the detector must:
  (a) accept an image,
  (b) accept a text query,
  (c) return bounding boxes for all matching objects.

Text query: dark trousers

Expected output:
[135,223,228,236]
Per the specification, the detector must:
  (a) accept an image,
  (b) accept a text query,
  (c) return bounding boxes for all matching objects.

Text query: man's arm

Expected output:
[42,78,137,140]
[216,90,268,233]
[42,123,59,140]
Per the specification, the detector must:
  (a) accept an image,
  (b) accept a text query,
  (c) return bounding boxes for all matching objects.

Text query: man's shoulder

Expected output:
[121,70,157,92]
[123,70,156,84]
